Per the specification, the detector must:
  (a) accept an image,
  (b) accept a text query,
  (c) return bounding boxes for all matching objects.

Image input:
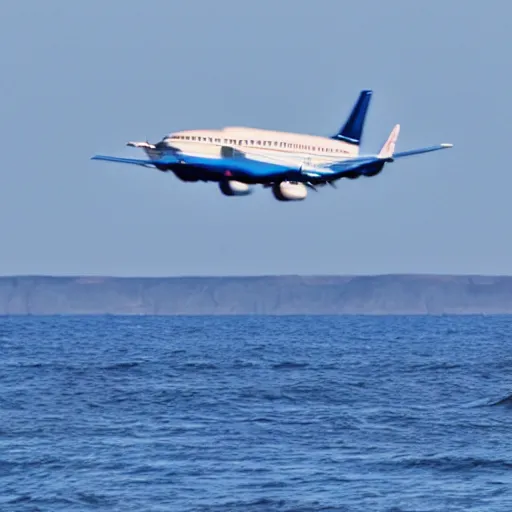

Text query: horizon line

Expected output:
[1,273,512,279]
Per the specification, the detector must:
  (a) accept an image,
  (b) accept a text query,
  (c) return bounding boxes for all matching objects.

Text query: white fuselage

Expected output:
[156,126,358,166]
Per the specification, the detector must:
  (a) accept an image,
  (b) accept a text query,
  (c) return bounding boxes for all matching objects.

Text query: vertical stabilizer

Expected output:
[331,90,373,146]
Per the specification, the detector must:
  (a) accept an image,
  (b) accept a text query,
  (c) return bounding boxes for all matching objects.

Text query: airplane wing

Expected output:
[91,152,297,180]
[91,154,180,168]
[392,143,453,159]
[301,124,454,182]
[267,143,453,176]
[301,156,384,180]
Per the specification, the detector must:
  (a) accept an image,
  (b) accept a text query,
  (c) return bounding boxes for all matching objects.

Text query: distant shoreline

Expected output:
[1,274,512,315]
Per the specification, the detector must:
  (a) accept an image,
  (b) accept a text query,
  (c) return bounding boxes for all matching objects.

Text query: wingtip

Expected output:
[441,143,453,148]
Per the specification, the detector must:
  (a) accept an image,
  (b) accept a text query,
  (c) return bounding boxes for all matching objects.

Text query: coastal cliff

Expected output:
[1,274,512,315]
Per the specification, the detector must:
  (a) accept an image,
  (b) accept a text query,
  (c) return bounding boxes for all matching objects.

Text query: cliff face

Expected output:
[1,274,512,315]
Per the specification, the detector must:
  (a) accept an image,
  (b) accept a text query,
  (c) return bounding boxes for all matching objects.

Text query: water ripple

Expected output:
[0,315,511,511]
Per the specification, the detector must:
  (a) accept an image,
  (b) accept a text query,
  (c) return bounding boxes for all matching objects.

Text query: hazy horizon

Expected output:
[2,272,512,279]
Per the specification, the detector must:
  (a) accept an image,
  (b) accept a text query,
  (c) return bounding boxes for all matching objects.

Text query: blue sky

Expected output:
[0,0,509,276]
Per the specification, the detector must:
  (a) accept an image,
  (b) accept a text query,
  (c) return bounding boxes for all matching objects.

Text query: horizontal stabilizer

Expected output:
[126,141,155,149]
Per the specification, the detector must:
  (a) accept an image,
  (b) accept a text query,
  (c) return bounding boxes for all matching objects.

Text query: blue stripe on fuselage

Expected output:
[176,154,298,178]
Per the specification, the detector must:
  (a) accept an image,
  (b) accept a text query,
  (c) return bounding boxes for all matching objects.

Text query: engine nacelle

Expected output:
[219,180,252,196]
[362,161,386,177]
[174,170,199,182]
[272,181,308,201]
[363,168,383,177]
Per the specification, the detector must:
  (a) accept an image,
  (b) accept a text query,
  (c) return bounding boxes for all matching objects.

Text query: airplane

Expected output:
[91,90,453,201]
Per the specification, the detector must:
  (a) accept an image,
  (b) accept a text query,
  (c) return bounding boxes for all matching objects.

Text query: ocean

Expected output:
[0,315,511,511]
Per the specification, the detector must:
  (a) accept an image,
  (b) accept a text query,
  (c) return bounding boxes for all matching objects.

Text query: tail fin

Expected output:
[331,89,373,145]
[378,124,400,159]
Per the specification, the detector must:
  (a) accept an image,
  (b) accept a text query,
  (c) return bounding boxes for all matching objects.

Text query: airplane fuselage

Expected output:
[158,126,358,167]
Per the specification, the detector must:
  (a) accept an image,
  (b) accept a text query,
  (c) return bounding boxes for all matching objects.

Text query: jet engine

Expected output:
[363,168,383,177]
[219,180,252,196]
[271,181,308,201]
